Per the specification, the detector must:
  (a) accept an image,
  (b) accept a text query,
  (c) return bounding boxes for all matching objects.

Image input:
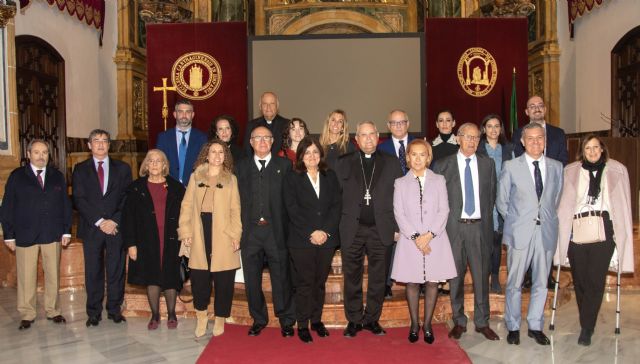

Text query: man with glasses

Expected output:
[335,121,403,337]
[235,125,296,337]
[244,91,290,157]
[433,123,500,341]
[156,99,207,186]
[512,95,568,166]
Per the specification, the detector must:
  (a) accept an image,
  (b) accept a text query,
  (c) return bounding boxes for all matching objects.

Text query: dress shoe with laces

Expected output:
[47,315,66,324]
[507,330,520,345]
[448,324,467,339]
[528,329,550,345]
[311,322,330,337]
[18,320,34,330]
[363,321,386,336]
[578,328,593,346]
[343,322,363,337]
[281,325,295,337]
[86,316,101,327]
[475,326,500,340]
[107,313,126,323]
[298,328,313,343]
[424,328,435,344]
[248,323,266,336]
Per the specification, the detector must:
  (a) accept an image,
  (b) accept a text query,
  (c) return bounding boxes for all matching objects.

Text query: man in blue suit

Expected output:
[156,99,207,186]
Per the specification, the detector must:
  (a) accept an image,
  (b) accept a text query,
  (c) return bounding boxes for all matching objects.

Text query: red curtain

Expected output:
[424,18,529,139]
[146,22,248,147]
[568,0,605,35]
[20,0,105,31]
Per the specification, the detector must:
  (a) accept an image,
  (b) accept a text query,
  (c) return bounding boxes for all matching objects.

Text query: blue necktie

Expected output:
[533,160,543,201]
[398,140,407,174]
[178,131,187,182]
[464,158,475,216]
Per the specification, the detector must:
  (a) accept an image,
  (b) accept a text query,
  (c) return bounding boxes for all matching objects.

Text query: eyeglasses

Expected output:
[527,104,545,110]
[459,134,479,142]
[388,120,408,127]
[251,136,273,142]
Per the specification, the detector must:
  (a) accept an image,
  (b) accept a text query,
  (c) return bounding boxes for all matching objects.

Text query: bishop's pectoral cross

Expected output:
[364,189,372,206]
[153,77,177,130]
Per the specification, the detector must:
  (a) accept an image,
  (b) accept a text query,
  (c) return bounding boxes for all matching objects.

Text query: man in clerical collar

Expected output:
[334,121,403,338]
[235,126,296,338]
[243,91,290,157]
[0,139,72,330]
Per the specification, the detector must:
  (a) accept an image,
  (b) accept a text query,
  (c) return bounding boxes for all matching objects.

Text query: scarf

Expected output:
[581,156,605,204]
[440,133,453,143]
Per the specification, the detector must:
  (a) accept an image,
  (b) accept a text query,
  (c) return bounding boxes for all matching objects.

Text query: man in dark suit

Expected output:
[376,109,415,298]
[156,99,207,186]
[235,125,296,337]
[72,129,132,327]
[243,91,289,157]
[0,139,72,330]
[512,95,568,166]
[335,121,403,337]
[432,123,500,341]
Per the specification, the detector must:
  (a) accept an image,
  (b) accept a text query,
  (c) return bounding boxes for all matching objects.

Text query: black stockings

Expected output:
[146,285,177,320]
[406,282,439,332]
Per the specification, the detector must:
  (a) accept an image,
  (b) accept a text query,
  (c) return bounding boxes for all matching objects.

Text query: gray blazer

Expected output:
[496,155,563,252]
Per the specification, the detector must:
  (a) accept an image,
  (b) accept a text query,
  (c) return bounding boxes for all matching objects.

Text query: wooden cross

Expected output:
[153,77,177,130]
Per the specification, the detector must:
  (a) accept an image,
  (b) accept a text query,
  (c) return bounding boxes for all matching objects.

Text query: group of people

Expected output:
[0,92,633,350]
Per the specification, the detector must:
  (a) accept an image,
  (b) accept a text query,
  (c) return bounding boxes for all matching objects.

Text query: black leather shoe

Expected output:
[408,330,419,343]
[107,313,126,323]
[248,323,267,336]
[528,330,550,345]
[363,321,386,336]
[47,315,66,324]
[281,325,294,337]
[343,322,363,337]
[311,322,330,337]
[507,330,520,345]
[578,328,593,346]
[424,328,435,344]
[384,285,393,299]
[298,328,313,343]
[18,319,34,330]
[437,282,450,295]
[86,316,101,327]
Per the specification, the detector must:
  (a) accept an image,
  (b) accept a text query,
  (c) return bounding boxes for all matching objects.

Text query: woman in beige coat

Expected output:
[178,140,242,338]
[556,134,634,346]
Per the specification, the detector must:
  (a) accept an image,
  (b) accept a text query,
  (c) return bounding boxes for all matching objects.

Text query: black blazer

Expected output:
[121,176,185,289]
[283,169,342,249]
[512,123,568,166]
[235,155,292,249]
[0,165,72,247]
[72,157,132,242]
[334,152,403,249]
[243,114,290,157]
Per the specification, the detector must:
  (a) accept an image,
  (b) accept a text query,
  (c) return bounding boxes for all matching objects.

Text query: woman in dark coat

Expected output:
[122,149,185,330]
[208,114,245,162]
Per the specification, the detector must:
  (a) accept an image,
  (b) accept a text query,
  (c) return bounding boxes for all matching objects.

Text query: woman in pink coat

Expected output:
[392,139,457,344]
[556,134,634,346]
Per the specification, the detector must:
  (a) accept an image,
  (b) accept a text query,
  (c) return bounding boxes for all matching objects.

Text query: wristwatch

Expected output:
[410,232,420,241]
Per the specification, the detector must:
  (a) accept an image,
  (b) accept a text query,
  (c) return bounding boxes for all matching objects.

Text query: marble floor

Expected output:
[0,288,639,364]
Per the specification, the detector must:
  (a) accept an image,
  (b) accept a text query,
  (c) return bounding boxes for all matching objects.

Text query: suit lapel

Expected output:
[168,128,179,160]
[24,166,41,189]
[105,159,117,196]
[371,153,385,192]
[518,156,537,196]
[86,159,103,195]
[350,154,365,192]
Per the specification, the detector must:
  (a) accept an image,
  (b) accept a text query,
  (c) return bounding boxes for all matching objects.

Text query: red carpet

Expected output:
[197,324,471,364]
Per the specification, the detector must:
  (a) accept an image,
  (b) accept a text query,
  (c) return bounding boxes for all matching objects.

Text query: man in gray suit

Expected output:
[497,122,563,346]
[433,123,499,341]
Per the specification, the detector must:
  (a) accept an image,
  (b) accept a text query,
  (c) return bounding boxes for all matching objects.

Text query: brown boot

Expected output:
[195,310,209,338]
[212,316,225,336]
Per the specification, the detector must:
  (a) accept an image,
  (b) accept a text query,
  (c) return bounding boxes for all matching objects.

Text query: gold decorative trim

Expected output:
[0,3,17,28]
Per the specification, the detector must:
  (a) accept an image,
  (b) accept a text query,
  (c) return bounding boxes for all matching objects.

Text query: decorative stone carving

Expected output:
[0,2,16,28]
[474,0,535,18]
[269,12,301,35]
[375,12,403,32]
[133,77,147,131]
[138,0,193,24]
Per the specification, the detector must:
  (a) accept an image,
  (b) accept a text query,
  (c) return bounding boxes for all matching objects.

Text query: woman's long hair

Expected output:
[479,113,508,145]
[193,139,234,173]
[319,109,351,154]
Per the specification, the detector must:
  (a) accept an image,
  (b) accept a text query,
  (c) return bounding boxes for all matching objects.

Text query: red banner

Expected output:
[568,0,605,34]
[424,18,528,139]
[146,22,248,147]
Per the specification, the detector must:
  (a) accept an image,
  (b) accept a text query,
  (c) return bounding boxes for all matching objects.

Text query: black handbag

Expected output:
[178,256,193,303]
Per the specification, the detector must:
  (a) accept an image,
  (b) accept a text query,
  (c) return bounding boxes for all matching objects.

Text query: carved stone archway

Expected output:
[281,10,395,35]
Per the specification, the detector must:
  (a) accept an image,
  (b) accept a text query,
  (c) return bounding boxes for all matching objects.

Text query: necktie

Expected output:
[398,140,407,174]
[97,161,105,194]
[464,158,475,216]
[178,131,187,182]
[36,170,44,189]
[533,160,543,201]
[259,160,266,172]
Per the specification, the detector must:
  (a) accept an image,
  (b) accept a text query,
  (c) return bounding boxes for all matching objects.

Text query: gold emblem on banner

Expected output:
[457,47,498,97]
[171,52,222,100]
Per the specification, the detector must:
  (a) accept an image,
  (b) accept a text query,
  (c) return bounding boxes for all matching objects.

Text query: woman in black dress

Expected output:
[209,114,245,162]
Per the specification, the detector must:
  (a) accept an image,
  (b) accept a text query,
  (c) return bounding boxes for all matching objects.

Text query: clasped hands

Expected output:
[99,219,118,235]
[415,233,433,256]
[309,230,328,245]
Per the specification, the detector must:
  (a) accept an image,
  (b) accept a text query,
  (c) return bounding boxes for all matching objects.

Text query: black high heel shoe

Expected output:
[423,328,435,344]
[408,330,419,343]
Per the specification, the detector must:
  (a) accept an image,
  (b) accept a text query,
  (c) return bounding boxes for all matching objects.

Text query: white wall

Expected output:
[557,0,640,134]
[14,0,118,138]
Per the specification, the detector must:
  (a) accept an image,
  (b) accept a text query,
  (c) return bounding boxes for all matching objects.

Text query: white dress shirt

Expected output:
[307,172,320,198]
[456,152,481,219]
[391,135,409,158]
[254,153,272,170]
[524,153,546,189]
[30,164,46,186]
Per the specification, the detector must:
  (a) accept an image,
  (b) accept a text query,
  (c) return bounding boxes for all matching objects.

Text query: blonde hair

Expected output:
[319,109,351,155]
[139,149,170,177]
[406,139,433,169]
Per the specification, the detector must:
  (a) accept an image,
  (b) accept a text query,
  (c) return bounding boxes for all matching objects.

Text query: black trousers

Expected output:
[83,235,126,317]
[289,247,335,328]
[342,225,391,324]
[491,231,503,276]
[567,215,615,331]
[241,225,295,327]
[190,213,237,315]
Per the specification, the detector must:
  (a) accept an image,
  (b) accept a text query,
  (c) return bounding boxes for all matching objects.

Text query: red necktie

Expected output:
[36,170,44,189]
[97,161,105,194]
